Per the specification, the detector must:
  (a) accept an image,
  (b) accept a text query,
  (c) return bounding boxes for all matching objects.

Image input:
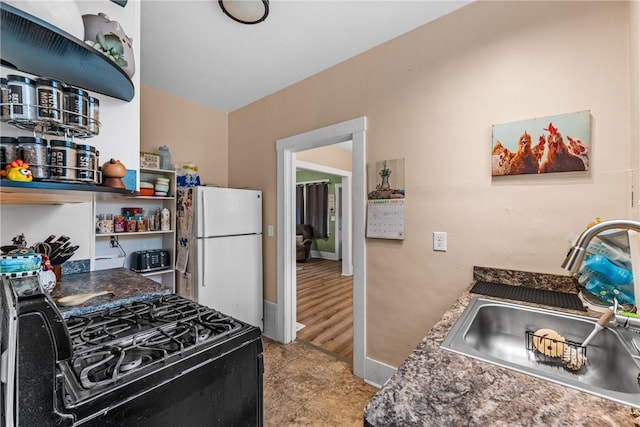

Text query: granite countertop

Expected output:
[49,268,171,318]
[364,267,639,427]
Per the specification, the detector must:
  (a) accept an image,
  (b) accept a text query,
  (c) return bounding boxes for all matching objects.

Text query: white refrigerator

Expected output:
[177,186,263,329]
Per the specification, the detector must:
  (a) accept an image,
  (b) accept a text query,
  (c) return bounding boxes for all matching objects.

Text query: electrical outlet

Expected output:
[110,236,118,248]
[433,231,447,252]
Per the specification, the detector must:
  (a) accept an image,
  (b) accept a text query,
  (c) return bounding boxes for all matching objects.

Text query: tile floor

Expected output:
[263,338,378,426]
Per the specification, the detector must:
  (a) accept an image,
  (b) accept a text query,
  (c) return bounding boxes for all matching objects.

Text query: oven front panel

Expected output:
[67,334,263,427]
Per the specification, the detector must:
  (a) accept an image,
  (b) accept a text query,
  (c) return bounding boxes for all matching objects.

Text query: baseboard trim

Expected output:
[310,250,339,260]
[364,357,397,388]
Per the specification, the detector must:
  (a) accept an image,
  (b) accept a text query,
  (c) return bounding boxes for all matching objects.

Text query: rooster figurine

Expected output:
[1,159,33,182]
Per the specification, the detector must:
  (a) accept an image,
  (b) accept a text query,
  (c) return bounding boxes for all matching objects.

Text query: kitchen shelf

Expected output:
[1,104,101,139]
[0,179,138,204]
[94,168,176,291]
[0,2,135,101]
[96,230,174,237]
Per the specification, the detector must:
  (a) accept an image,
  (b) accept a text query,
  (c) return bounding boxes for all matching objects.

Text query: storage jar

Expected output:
[1,136,19,169]
[49,140,76,181]
[63,86,89,130]
[87,96,100,135]
[36,78,64,124]
[160,208,170,231]
[7,75,36,121]
[17,136,48,179]
[75,144,96,182]
[0,78,9,121]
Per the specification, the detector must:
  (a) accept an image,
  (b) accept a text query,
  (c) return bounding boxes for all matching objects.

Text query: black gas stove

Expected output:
[1,275,263,427]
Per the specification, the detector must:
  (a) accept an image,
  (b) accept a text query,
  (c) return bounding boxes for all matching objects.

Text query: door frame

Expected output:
[276,117,366,378]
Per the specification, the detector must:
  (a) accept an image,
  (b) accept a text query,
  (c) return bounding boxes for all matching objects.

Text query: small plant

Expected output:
[85,31,128,67]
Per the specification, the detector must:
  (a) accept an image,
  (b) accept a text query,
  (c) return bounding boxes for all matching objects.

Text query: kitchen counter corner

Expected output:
[364,267,638,426]
[50,267,171,318]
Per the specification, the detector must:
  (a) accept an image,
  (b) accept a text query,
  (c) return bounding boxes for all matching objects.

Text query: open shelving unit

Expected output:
[94,168,177,290]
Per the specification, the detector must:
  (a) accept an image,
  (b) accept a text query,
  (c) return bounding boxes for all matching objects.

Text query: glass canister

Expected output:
[1,136,19,170]
[17,136,48,179]
[160,208,170,231]
[49,140,76,181]
[94,150,101,184]
[63,86,89,131]
[75,144,96,182]
[36,78,64,124]
[87,96,100,135]
[7,74,36,121]
[0,78,9,121]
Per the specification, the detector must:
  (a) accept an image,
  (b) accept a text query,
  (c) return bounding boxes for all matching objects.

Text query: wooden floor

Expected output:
[296,258,353,362]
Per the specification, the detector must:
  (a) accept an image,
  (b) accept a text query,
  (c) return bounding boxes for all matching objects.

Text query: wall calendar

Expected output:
[366,158,405,240]
[367,199,405,239]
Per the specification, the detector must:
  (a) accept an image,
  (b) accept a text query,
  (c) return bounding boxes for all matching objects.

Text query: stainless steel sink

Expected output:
[441,298,640,408]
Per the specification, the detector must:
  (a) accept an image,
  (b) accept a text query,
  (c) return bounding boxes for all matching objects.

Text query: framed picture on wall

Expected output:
[492,110,591,177]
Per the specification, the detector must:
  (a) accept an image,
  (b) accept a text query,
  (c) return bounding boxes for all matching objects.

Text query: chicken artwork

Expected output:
[508,131,539,175]
[566,136,589,169]
[491,112,591,176]
[539,123,586,173]
[491,142,512,176]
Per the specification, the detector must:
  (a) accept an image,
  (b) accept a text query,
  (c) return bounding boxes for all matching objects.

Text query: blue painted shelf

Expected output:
[0,2,134,101]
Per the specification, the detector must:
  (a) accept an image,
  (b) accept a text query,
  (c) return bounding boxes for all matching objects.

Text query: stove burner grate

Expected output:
[64,295,246,391]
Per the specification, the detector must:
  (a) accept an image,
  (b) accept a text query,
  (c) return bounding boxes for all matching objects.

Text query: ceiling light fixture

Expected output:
[219,0,269,25]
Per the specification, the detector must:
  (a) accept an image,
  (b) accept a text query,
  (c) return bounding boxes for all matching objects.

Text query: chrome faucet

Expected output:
[561,219,640,273]
[561,219,640,330]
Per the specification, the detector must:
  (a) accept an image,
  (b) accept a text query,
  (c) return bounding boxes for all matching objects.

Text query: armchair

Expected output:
[296,224,314,262]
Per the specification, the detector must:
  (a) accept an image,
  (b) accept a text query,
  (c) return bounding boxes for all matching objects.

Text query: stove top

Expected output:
[60,294,248,399]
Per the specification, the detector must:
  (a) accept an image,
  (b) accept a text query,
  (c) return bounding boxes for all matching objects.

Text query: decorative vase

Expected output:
[82,13,135,78]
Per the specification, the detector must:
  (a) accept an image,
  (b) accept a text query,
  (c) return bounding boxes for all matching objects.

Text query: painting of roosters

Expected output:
[491,110,591,177]
[539,123,586,173]
[508,131,539,175]
[491,141,512,176]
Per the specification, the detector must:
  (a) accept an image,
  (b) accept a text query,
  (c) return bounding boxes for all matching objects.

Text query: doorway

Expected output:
[276,117,366,379]
[294,161,352,361]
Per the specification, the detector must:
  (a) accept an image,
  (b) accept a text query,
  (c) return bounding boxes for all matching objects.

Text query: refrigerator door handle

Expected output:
[200,190,207,238]
[200,243,206,287]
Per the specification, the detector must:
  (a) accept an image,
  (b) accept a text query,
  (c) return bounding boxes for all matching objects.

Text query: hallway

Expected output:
[296,258,353,362]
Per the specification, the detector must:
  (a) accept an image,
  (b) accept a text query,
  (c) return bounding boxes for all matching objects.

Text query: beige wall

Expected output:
[228,1,635,367]
[140,85,229,187]
[297,145,353,172]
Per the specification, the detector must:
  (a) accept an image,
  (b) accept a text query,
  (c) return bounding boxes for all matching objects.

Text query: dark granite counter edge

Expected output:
[49,267,173,317]
[364,267,638,427]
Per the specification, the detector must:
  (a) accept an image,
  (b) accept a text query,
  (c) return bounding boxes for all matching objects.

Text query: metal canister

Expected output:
[94,149,101,184]
[49,140,76,181]
[87,96,100,135]
[64,86,89,130]
[0,78,9,121]
[0,136,19,169]
[17,136,48,179]
[7,75,36,121]
[75,143,96,182]
[36,78,64,124]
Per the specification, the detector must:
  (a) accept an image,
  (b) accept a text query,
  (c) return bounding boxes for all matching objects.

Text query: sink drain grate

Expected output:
[471,281,586,311]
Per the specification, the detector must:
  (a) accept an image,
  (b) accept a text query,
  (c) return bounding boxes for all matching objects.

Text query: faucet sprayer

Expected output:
[561,219,640,274]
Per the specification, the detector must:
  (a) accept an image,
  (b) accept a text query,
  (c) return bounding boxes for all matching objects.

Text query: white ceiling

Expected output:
[140,0,470,112]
